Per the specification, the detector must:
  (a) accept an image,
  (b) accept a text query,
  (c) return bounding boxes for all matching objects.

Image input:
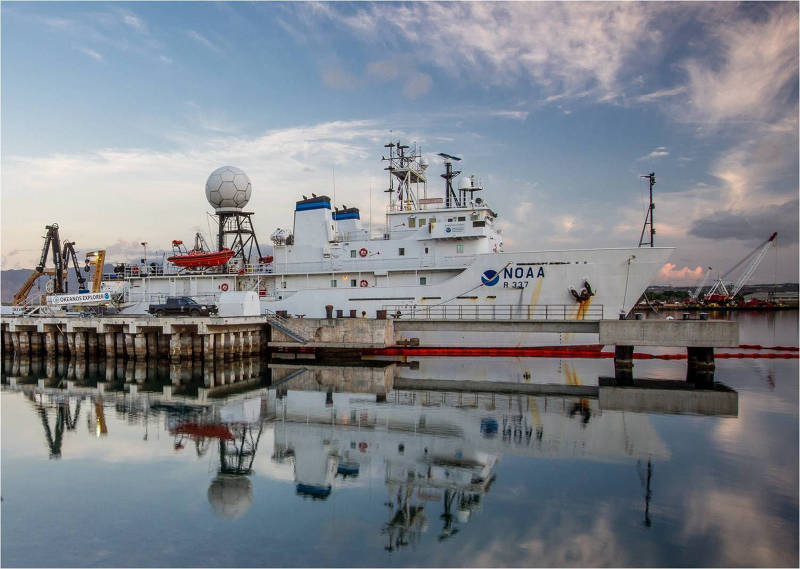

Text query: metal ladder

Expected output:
[265,310,309,344]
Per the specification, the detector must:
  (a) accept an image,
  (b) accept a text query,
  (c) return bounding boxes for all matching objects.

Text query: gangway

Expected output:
[265,310,308,344]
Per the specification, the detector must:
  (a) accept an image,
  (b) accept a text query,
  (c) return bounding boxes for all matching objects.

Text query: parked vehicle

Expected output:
[148,297,218,317]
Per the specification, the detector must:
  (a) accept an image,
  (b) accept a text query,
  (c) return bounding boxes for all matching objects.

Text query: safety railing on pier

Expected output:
[380,303,605,321]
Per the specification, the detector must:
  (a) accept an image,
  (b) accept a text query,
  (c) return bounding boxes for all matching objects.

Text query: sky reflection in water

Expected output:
[1,311,797,567]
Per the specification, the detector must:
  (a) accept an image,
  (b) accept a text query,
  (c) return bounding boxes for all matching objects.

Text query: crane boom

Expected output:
[730,233,777,297]
[691,267,713,300]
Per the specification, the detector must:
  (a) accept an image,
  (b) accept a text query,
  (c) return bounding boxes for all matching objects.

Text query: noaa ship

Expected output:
[110,142,672,319]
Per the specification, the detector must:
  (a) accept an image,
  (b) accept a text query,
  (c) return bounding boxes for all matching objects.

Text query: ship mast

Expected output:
[382,141,427,211]
[438,153,462,208]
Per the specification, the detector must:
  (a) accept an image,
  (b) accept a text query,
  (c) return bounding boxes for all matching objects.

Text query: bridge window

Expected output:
[351,278,357,287]
[419,218,426,226]
[408,218,416,228]
[350,250,357,258]
[399,248,405,256]
[330,279,337,288]
[458,216,465,221]
[420,277,427,285]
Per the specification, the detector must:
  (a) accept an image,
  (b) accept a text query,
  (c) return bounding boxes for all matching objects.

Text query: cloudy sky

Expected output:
[2,2,798,285]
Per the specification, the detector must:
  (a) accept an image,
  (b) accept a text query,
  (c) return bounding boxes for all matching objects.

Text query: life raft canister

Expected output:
[360,280,368,287]
[359,248,368,257]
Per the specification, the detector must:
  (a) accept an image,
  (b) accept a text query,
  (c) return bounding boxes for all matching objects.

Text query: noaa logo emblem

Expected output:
[445,227,452,233]
[481,270,499,286]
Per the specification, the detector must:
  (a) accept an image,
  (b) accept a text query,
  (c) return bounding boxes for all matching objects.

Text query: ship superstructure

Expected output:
[108,141,672,319]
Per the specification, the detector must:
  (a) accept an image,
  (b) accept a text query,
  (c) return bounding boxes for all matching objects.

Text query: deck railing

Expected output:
[380,303,605,321]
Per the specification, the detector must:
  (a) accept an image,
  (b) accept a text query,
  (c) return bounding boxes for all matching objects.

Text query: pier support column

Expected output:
[214,333,225,360]
[181,334,193,360]
[66,332,77,356]
[115,332,126,357]
[124,334,135,359]
[45,330,57,358]
[203,335,214,362]
[613,345,634,384]
[192,335,202,360]
[74,332,86,357]
[687,347,715,386]
[97,332,105,354]
[134,333,147,360]
[105,333,116,357]
[56,332,67,356]
[158,334,169,359]
[29,332,42,357]
[147,332,158,359]
[2,328,12,355]
[169,333,182,362]
[10,331,20,355]
[87,332,98,358]
[18,331,30,358]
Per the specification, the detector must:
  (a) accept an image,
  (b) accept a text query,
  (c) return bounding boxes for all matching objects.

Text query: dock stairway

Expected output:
[265,311,308,344]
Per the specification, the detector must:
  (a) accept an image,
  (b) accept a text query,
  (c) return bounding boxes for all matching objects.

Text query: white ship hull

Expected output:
[121,246,671,320]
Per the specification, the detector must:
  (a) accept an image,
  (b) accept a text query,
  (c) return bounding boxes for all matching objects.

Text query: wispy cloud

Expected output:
[185,30,221,53]
[304,3,661,103]
[490,110,529,121]
[681,4,798,125]
[120,11,146,33]
[638,147,669,161]
[635,85,687,103]
[78,47,103,62]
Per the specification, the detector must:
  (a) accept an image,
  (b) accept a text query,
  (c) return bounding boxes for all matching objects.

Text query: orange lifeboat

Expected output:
[167,239,235,268]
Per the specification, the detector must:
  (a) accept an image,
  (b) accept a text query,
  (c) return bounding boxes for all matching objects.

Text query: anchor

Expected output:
[569,280,595,302]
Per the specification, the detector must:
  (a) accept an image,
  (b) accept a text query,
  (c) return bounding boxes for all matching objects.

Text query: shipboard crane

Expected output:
[705,232,777,303]
[83,250,106,293]
[13,223,85,305]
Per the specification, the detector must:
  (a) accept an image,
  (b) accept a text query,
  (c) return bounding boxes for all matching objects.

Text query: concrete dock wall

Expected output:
[268,317,394,348]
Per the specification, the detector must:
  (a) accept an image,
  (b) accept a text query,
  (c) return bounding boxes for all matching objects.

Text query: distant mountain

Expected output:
[1,265,116,304]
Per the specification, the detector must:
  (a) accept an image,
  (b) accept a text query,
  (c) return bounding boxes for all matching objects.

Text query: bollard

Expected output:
[634,313,643,320]
[682,312,691,320]
[349,309,357,318]
[336,309,343,319]
[325,305,334,319]
[699,312,709,321]
[376,310,387,320]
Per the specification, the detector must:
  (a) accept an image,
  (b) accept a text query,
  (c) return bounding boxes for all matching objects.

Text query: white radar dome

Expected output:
[207,475,253,520]
[206,166,252,210]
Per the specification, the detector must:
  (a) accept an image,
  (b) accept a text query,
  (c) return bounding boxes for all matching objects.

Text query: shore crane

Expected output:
[687,266,713,303]
[704,232,777,304]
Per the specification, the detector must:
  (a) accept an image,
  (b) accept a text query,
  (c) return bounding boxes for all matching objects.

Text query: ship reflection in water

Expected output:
[2,351,744,554]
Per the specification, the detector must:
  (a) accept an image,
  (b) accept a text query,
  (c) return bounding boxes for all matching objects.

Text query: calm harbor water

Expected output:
[1,311,797,567]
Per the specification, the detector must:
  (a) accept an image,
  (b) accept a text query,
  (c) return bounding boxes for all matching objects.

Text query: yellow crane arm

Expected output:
[12,268,65,306]
[84,250,106,293]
